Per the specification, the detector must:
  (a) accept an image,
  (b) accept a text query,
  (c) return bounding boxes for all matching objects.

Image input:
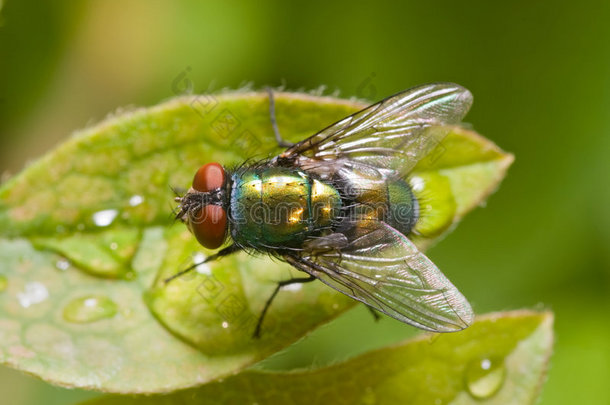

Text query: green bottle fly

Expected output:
[173,83,475,337]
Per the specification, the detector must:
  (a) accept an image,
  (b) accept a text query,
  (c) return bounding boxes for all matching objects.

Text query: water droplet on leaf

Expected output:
[55,258,70,271]
[62,295,118,323]
[92,209,118,227]
[17,282,49,308]
[410,176,425,192]
[193,252,211,275]
[129,195,144,206]
[465,357,506,399]
[283,283,302,292]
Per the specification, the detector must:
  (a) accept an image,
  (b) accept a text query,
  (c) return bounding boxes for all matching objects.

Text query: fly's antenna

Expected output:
[170,185,186,197]
[168,203,182,222]
[169,185,187,222]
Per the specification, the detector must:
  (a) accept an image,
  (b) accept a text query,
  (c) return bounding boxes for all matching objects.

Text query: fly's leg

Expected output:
[266,87,295,148]
[164,244,242,284]
[366,305,381,321]
[254,275,316,338]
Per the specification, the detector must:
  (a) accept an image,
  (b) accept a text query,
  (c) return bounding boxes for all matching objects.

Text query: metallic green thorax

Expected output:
[229,167,342,249]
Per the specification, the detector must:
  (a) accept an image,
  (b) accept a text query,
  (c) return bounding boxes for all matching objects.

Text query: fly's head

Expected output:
[175,162,228,250]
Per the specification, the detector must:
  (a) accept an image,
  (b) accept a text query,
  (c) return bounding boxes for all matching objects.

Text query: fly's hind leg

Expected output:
[254,275,316,338]
[266,87,295,148]
[253,233,348,338]
[366,305,381,321]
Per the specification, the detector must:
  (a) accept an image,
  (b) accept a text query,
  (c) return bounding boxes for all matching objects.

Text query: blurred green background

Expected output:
[0,1,608,404]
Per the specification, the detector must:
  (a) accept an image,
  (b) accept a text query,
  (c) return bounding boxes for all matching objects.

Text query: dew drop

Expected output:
[129,195,144,207]
[92,209,118,227]
[410,176,425,192]
[0,275,7,292]
[192,252,205,264]
[55,258,70,271]
[62,295,118,323]
[283,283,303,292]
[465,357,506,399]
[17,282,49,308]
[124,271,137,280]
[193,252,211,275]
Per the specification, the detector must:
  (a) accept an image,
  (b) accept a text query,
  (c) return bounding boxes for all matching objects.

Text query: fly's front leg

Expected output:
[266,87,295,148]
[254,275,316,338]
[164,244,242,284]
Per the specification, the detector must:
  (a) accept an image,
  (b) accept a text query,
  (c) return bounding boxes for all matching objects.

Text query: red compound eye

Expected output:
[193,162,225,192]
[189,163,227,249]
[190,205,227,249]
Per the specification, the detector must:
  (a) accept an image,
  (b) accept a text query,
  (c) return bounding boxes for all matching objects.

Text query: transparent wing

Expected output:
[281,83,472,175]
[286,221,473,332]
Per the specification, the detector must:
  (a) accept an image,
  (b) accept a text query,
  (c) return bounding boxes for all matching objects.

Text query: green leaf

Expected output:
[0,91,512,393]
[83,310,553,405]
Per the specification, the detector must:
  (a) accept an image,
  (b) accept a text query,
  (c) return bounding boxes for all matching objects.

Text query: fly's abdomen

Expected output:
[230,167,341,249]
[386,179,418,236]
[347,173,418,237]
